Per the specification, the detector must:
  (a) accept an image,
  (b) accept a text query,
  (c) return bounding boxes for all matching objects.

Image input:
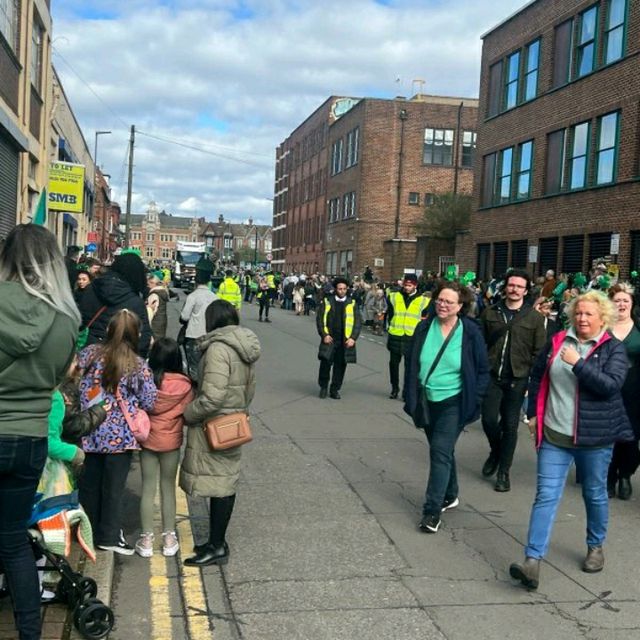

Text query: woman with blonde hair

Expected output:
[510,291,633,590]
[607,282,640,499]
[78,309,157,555]
[0,224,79,639]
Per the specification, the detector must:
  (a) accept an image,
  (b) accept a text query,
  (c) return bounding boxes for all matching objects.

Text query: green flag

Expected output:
[33,189,47,226]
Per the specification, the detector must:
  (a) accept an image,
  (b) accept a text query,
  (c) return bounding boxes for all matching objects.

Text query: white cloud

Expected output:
[52,0,528,225]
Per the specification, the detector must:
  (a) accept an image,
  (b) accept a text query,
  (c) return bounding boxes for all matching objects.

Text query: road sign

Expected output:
[86,242,97,252]
[266,252,273,261]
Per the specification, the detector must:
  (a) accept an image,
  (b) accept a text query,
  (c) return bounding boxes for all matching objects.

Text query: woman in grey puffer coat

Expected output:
[180,300,260,566]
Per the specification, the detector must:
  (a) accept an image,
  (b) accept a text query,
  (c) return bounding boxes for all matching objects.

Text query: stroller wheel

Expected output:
[78,576,98,601]
[75,599,114,639]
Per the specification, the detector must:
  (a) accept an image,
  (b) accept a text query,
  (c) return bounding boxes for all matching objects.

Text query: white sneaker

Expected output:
[162,531,179,557]
[135,532,154,558]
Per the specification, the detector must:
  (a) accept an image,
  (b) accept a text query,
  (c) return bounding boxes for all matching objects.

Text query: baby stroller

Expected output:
[28,491,114,639]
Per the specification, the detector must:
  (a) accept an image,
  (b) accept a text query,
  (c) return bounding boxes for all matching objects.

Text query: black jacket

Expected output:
[403,316,490,428]
[480,301,546,379]
[79,271,153,357]
[316,295,361,364]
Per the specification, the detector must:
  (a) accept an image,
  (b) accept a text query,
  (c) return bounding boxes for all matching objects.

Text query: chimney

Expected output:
[248,217,253,226]
[218,214,224,224]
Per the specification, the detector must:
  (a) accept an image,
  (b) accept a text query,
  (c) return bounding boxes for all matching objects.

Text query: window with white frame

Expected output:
[408,192,420,205]
[0,0,19,53]
[31,19,43,92]
[224,237,232,249]
[423,128,454,165]
[345,127,359,168]
[342,192,356,218]
[146,233,154,242]
[330,139,343,175]
[461,131,477,168]
[146,247,154,258]
[328,197,341,223]
[161,248,172,259]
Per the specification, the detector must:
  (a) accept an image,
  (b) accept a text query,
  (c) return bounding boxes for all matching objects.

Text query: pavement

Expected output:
[3,297,640,639]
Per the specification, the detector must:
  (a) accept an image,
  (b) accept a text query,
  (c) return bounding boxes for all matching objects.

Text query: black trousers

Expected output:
[259,296,270,318]
[78,451,132,546]
[609,440,640,481]
[389,350,404,392]
[318,346,347,391]
[481,376,528,472]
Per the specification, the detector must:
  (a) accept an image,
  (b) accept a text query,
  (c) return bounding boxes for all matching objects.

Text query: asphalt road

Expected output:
[106,293,640,640]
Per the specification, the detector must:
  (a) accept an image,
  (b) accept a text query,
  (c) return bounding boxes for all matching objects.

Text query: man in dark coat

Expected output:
[78,253,153,357]
[316,278,362,399]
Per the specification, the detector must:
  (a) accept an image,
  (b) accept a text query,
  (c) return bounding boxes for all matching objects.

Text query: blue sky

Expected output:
[51,0,528,224]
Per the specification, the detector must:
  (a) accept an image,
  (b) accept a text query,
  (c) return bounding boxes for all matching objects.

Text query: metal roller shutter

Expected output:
[539,237,559,275]
[562,235,584,274]
[630,231,640,273]
[0,135,19,240]
[588,232,612,267]
[511,239,528,269]
[477,243,490,281]
[493,242,508,277]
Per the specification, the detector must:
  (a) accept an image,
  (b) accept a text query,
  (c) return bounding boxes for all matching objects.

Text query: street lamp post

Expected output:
[94,130,111,260]
[253,225,258,267]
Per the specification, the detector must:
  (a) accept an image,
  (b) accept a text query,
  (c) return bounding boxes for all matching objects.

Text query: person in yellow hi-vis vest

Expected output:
[387,273,431,399]
[217,270,242,311]
[316,278,362,399]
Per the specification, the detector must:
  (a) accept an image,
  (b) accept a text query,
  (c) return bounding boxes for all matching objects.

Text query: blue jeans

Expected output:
[422,394,463,517]
[0,436,48,640]
[525,439,613,559]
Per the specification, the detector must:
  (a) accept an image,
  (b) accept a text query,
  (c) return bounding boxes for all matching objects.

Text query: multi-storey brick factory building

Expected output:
[459,0,640,280]
[274,95,478,280]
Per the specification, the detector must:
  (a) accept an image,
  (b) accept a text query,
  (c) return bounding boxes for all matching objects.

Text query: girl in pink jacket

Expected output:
[135,338,194,557]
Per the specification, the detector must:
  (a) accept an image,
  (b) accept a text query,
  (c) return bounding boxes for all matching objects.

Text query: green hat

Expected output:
[151,269,164,281]
[121,247,142,257]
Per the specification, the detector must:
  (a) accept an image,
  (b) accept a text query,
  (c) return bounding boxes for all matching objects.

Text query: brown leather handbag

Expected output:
[203,412,252,450]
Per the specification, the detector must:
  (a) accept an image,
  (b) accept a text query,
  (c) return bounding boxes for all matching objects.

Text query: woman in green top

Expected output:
[607,283,640,499]
[404,281,489,534]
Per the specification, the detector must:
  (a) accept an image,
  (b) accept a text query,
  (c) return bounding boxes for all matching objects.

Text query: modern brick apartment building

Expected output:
[325,95,478,281]
[460,0,640,280]
[274,95,478,280]
[272,96,347,273]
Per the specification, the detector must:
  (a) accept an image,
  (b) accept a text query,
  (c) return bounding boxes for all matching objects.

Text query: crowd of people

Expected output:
[2,224,639,638]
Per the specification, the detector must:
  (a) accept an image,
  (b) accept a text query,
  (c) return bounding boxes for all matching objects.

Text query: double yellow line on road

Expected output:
[148,484,212,639]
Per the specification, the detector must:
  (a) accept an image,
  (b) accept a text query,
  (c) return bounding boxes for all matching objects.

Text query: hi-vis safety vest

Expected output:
[218,278,242,309]
[388,292,430,337]
[323,299,356,339]
[266,274,275,290]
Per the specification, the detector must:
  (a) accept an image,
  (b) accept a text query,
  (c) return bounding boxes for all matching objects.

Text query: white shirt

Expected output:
[180,285,218,339]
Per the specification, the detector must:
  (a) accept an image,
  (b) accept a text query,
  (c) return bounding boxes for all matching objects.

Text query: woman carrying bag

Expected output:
[404,281,489,534]
[180,300,261,567]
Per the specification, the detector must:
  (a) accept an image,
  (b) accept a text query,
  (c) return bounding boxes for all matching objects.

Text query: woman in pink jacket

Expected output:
[135,338,194,557]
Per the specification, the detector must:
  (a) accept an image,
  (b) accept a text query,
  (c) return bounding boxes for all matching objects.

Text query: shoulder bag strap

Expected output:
[115,388,134,430]
[424,318,460,385]
[86,305,108,329]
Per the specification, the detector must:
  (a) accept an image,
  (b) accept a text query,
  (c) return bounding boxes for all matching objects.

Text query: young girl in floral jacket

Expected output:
[78,309,157,555]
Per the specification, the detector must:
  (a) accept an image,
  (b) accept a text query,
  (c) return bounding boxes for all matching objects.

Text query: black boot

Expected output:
[495,471,511,492]
[618,477,632,500]
[184,495,235,567]
[482,451,499,477]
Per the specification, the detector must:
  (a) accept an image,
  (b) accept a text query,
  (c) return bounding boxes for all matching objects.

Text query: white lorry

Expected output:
[174,241,207,290]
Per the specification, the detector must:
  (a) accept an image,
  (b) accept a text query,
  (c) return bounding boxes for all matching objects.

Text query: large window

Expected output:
[605,0,627,64]
[576,5,598,78]
[524,40,540,101]
[342,192,356,218]
[461,131,477,167]
[545,129,566,194]
[569,122,590,189]
[498,147,514,204]
[0,0,19,52]
[328,197,340,223]
[423,128,454,165]
[504,51,520,110]
[345,127,359,168]
[31,20,44,92]
[330,139,343,176]
[516,141,534,200]
[595,111,619,185]
[553,19,574,87]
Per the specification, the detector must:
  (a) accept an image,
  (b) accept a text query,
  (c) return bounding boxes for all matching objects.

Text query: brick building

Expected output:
[273,96,349,273]
[274,95,478,280]
[460,0,640,281]
[325,95,478,281]
[128,203,272,265]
